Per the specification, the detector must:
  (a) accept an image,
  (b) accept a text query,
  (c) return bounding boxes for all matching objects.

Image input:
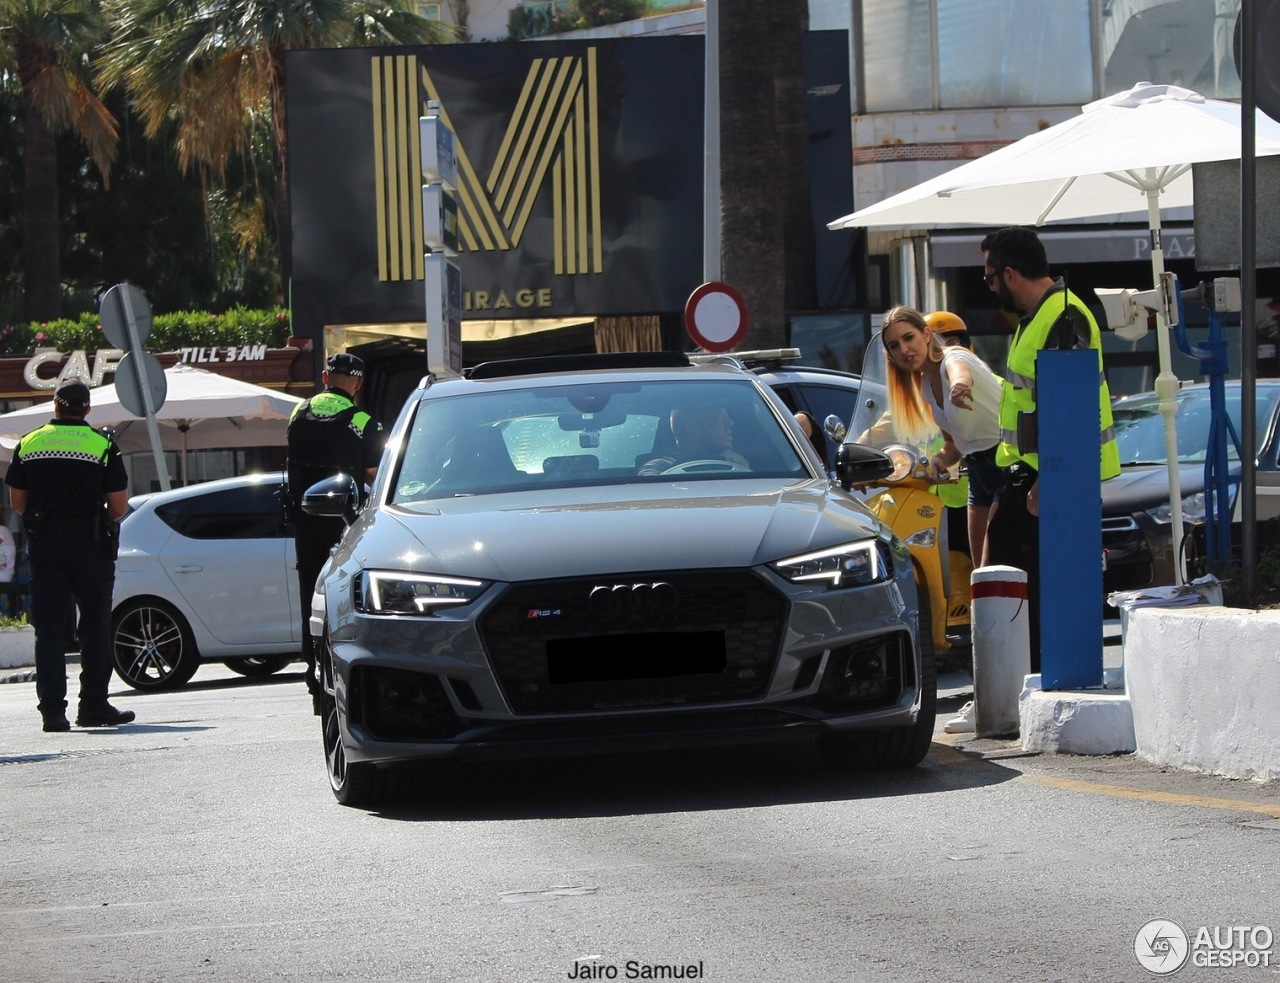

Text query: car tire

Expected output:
[322,695,382,807]
[111,599,201,691]
[817,648,938,771]
[914,561,936,663]
[224,656,294,678]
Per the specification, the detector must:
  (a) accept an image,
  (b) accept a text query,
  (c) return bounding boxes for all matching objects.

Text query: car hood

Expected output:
[1102,463,1220,513]
[340,479,884,582]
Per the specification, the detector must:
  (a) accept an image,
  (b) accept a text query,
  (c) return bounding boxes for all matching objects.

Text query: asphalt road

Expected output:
[2,661,1278,983]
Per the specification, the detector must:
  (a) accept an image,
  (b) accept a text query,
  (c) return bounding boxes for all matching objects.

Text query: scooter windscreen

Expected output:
[848,328,941,465]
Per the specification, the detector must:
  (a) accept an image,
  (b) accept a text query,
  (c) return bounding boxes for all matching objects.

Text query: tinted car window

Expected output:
[155,484,287,540]
[796,382,860,433]
[796,382,861,462]
[1113,388,1280,466]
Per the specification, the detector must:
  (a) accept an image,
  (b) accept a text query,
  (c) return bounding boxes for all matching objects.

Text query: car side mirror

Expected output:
[301,473,360,524]
[835,442,894,490]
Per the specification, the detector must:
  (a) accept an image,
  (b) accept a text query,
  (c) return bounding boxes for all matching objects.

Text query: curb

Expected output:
[0,668,36,684]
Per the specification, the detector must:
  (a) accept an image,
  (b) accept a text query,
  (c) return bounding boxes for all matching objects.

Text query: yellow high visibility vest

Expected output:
[996,287,1121,480]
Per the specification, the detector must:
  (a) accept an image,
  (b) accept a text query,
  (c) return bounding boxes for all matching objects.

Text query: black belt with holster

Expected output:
[1005,461,1039,489]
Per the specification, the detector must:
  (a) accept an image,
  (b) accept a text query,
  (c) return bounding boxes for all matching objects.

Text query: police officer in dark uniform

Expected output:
[5,377,132,732]
[286,353,383,713]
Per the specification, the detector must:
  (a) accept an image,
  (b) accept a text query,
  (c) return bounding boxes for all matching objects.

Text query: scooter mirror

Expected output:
[822,414,847,443]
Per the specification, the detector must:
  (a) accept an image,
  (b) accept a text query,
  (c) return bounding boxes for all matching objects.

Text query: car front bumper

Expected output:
[1102,510,1179,605]
[319,566,925,766]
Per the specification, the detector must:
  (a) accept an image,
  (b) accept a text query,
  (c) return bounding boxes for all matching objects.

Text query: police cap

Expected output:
[326,352,365,378]
[54,377,92,409]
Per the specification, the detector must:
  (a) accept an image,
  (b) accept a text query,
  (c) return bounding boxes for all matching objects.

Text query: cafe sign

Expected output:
[22,344,273,392]
[24,349,124,390]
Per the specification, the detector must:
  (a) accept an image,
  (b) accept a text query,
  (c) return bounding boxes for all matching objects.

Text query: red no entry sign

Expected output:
[684,281,748,352]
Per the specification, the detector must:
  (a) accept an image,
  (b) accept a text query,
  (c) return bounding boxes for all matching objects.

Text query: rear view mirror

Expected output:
[301,473,361,524]
[558,409,626,431]
[835,442,894,490]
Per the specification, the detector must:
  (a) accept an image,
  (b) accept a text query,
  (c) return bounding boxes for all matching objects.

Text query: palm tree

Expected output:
[1,0,117,319]
[98,0,455,296]
[718,0,813,349]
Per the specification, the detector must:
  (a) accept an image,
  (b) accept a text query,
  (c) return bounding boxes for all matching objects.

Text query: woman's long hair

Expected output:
[882,305,945,444]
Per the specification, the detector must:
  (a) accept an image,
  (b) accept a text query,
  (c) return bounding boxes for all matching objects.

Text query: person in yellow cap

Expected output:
[925,309,973,352]
[5,377,133,732]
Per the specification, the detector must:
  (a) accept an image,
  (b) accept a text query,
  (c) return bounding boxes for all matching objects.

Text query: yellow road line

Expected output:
[1026,774,1280,818]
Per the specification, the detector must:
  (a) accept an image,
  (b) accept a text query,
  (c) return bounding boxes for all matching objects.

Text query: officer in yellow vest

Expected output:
[979,227,1120,671]
[5,377,132,732]
[286,353,384,713]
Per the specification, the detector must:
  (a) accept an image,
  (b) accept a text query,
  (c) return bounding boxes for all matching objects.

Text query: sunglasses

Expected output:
[983,270,999,288]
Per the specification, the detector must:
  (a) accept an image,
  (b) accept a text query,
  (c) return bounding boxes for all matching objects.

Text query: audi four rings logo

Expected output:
[588,581,679,617]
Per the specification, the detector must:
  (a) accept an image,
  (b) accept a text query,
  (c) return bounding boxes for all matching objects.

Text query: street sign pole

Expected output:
[102,283,171,491]
[422,102,462,379]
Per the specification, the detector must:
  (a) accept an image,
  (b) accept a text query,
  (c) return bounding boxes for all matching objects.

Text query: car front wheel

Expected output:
[111,599,201,691]
[817,649,938,771]
[322,696,381,807]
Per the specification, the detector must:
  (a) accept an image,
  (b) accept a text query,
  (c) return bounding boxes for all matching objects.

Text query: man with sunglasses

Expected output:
[979,227,1121,672]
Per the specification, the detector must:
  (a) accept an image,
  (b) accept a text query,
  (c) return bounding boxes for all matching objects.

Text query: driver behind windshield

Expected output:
[639,404,750,475]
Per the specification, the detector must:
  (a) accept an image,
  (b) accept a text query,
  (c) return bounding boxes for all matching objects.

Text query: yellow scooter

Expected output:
[858,445,972,662]
[846,333,973,666]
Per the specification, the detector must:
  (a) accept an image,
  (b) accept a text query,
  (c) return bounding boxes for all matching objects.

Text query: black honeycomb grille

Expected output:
[477,569,788,714]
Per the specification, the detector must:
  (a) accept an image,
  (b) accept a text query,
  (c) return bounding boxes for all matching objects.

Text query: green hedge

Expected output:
[508,0,651,39]
[0,308,293,357]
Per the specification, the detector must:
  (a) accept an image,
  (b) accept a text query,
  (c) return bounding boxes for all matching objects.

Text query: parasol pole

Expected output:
[1147,181,1187,585]
[179,423,190,487]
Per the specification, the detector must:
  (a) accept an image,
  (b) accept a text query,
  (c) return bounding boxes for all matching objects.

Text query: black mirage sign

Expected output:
[285,37,705,335]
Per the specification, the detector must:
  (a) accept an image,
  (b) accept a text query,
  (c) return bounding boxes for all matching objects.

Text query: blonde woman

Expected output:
[881,306,1003,565]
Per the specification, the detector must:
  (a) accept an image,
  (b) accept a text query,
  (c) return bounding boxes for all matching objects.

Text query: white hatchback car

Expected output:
[111,472,301,690]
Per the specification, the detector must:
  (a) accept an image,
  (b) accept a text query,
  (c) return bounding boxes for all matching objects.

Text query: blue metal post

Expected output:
[1172,283,1244,569]
[1037,349,1104,690]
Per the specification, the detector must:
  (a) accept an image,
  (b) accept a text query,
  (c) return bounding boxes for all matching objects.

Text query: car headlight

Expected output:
[357,570,490,615]
[770,539,893,588]
[1147,487,1236,526]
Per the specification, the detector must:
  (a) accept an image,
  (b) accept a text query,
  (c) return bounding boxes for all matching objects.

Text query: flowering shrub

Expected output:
[0,308,292,356]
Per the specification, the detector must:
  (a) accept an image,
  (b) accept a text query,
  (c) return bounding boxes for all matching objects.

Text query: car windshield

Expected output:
[1112,387,1280,466]
[388,377,811,502]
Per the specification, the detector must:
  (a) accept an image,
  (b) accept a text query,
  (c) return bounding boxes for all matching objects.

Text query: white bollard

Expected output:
[971,565,1030,738]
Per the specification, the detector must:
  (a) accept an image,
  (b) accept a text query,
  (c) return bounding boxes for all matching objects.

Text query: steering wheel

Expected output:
[660,458,750,475]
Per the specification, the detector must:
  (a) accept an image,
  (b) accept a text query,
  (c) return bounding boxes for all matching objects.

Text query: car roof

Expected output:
[466,351,692,380]
[126,470,285,511]
[688,348,862,388]
[751,363,861,387]
[415,352,769,398]
[1113,378,1280,405]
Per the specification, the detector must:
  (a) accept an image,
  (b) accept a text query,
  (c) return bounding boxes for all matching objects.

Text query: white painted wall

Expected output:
[1125,606,1280,782]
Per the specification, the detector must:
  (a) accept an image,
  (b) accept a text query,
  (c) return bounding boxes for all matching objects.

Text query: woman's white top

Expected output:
[921,347,1002,456]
